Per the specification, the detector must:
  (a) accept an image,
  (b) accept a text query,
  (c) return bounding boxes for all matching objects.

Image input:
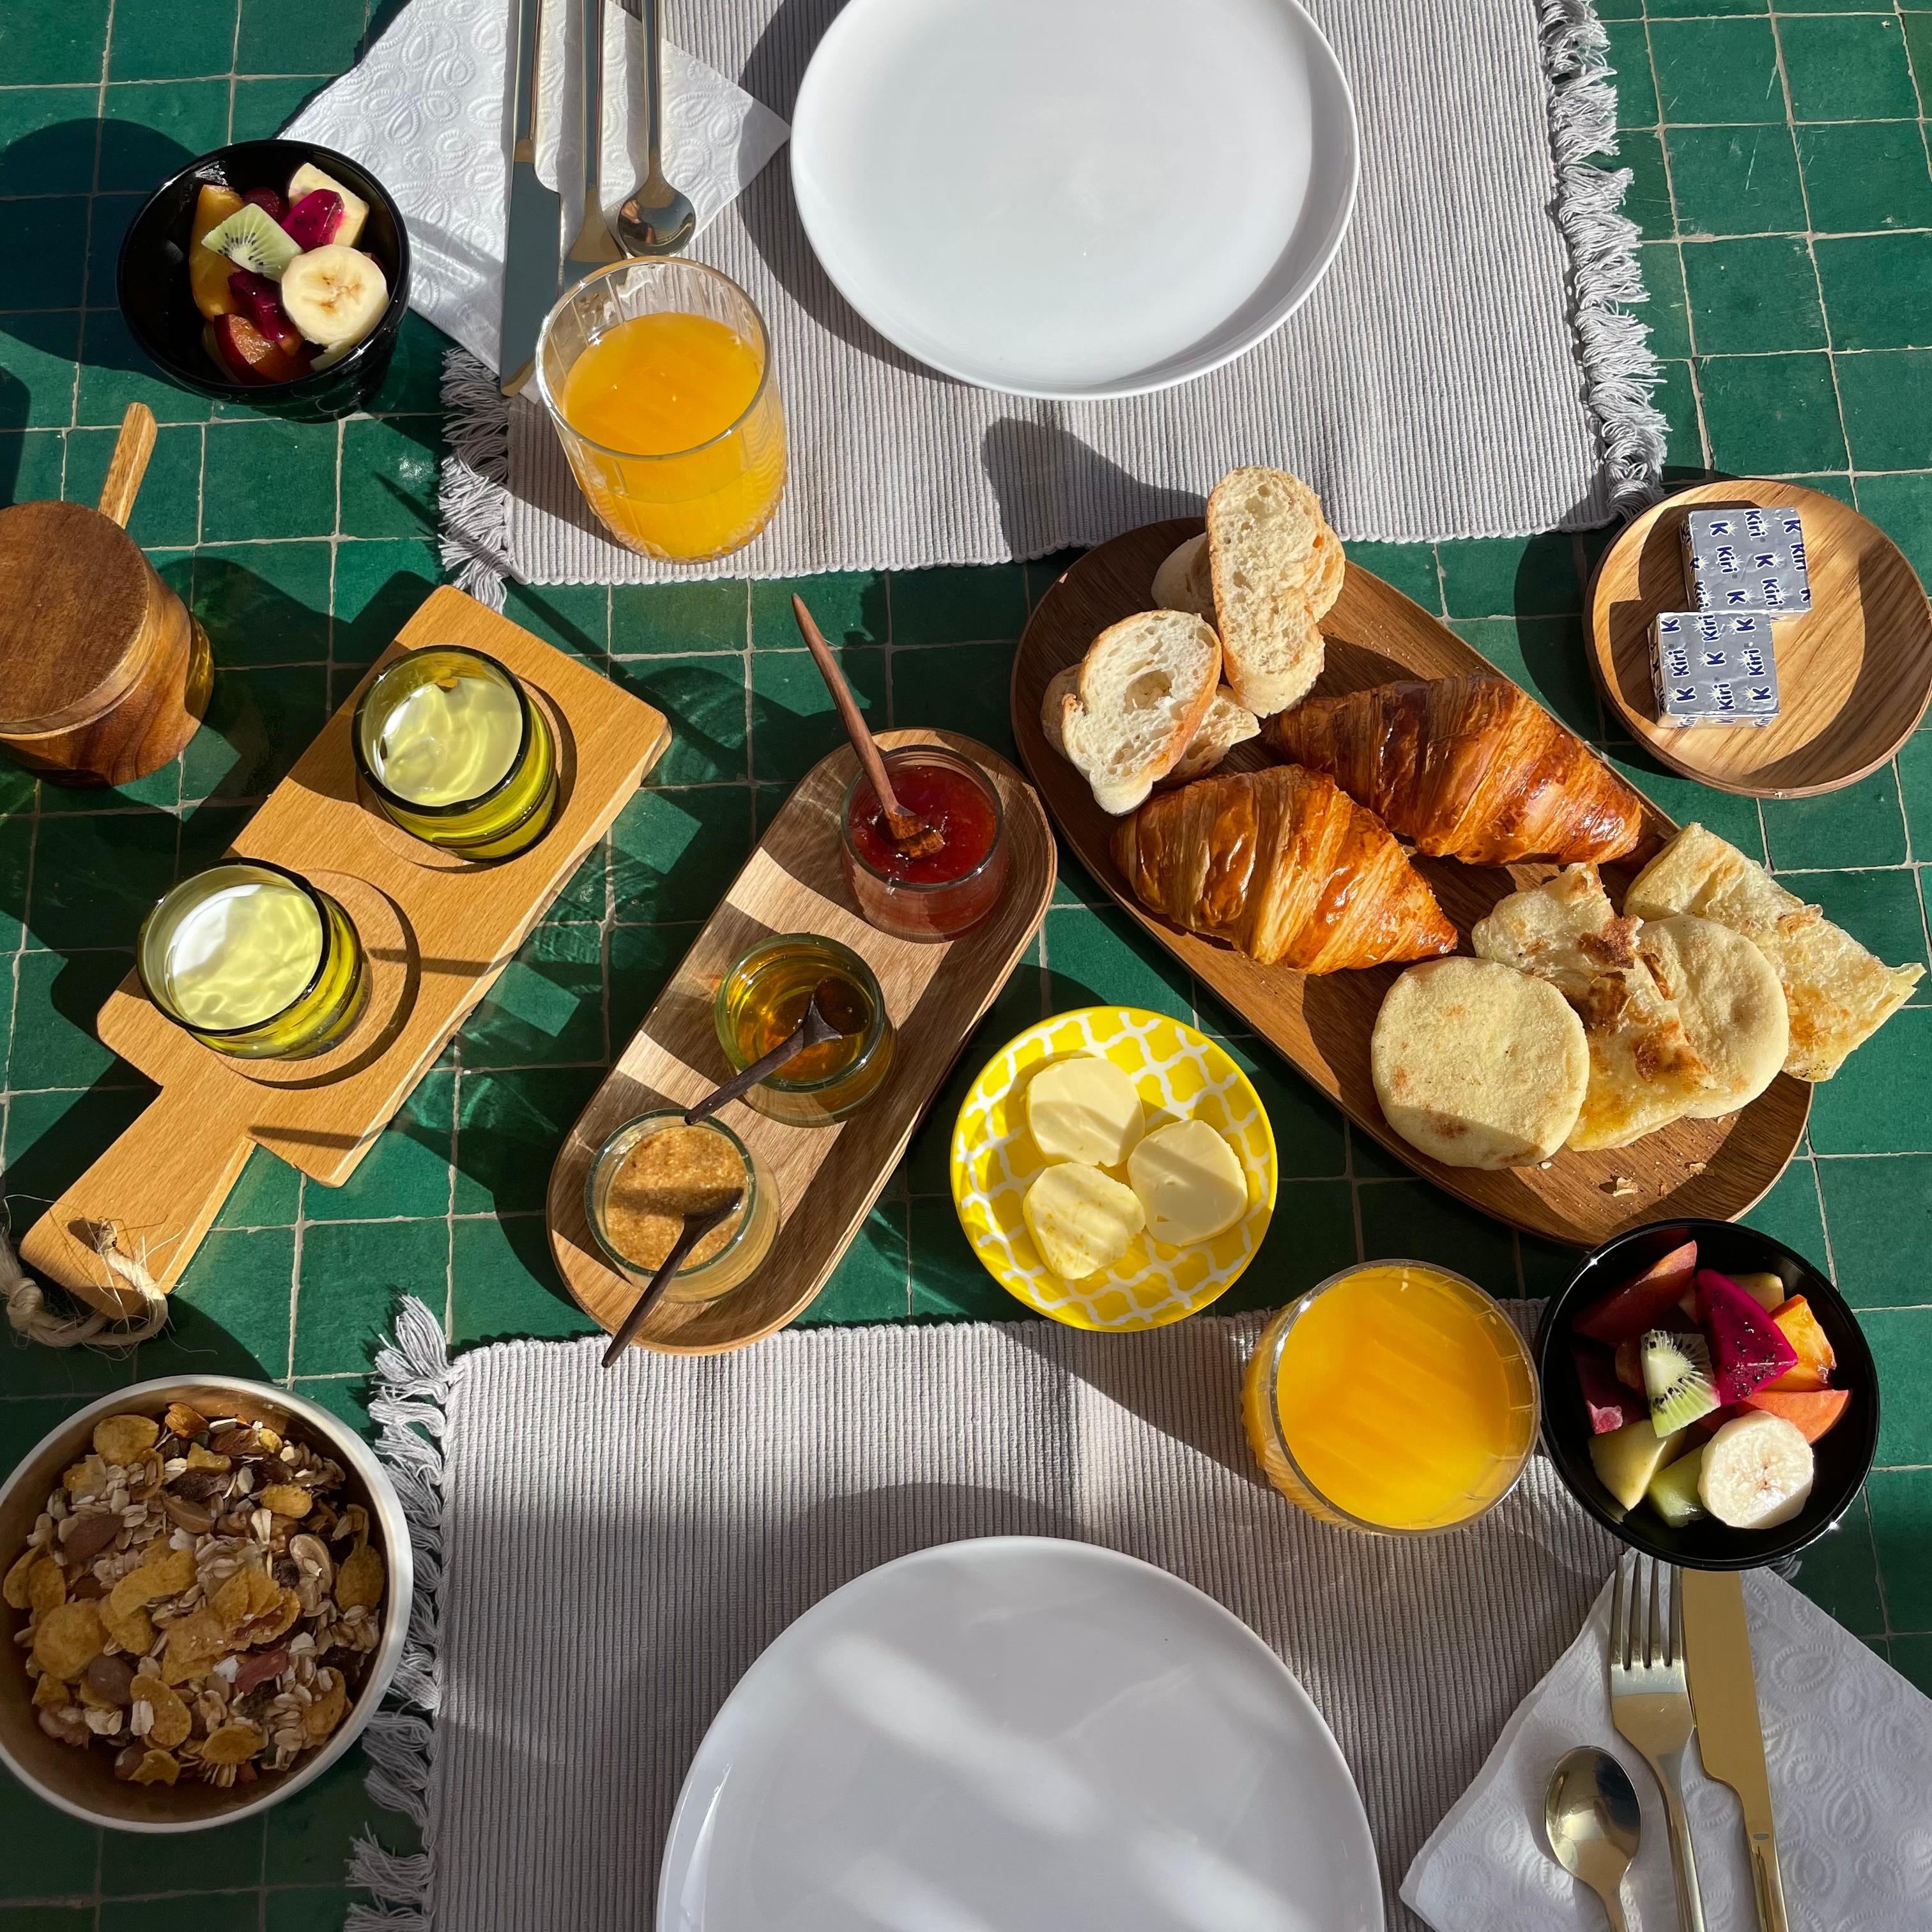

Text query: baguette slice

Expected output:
[1627,824,1923,1080]
[1044,670,1258,788]
[1206,468,1329,715]
[1151,535,1213,622]
[1059,611,1222,815]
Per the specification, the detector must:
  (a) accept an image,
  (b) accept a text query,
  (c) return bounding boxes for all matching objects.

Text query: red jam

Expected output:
[841,751,1008,940]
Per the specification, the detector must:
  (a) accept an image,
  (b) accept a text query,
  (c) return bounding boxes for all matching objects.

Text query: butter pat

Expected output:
[1023,1163,1144,1279]
[1025,1055,1143,1167]
[1128,1119,1247,1246]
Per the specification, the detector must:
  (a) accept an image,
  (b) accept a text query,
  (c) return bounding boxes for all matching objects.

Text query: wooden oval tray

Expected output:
[1012,519,1811,1250]
[548,730,1055,1353]
[1589,478,1932,798]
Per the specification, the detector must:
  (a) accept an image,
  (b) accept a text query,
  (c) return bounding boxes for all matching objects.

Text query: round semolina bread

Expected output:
[1371,957,1588,1169]
[1638,914,1789,1118]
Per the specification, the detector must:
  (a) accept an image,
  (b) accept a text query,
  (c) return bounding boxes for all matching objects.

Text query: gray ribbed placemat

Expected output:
[439,1,1663,590]
[351,1298,1616,1931]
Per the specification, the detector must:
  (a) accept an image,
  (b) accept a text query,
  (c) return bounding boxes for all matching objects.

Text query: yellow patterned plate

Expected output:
[950,1006,1277,1330]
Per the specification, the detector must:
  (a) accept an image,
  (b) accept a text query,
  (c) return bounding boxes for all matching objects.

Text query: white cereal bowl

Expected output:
[0,1376,411,1832]
[788,0,1361,399]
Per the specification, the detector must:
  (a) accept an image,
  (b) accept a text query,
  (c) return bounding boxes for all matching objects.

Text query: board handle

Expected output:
[16,1089,252,1317]
[96,402,157,529]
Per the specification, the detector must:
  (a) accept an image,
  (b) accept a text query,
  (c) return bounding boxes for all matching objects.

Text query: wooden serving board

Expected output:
[1589,478,1932,797]
[548,730,1055,1354]
[20,586,668,1314]
[1013,520,1811,1250]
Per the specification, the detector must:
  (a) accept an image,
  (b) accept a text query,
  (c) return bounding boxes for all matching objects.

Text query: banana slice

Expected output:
[279,245,388,349]
[1698,1412,1814,1529]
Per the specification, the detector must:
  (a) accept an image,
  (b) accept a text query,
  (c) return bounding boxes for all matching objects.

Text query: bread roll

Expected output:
[1637,914,1789,1118]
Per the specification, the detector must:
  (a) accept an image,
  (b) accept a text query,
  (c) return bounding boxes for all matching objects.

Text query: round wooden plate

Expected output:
[1588,478,1932,797]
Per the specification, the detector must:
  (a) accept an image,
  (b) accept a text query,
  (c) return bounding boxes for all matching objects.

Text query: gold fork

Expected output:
[1608,1553,1707,1932]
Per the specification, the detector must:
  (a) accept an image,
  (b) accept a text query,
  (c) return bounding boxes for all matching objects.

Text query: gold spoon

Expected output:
[1546,1746,1642,1932]
[614,0,696,256]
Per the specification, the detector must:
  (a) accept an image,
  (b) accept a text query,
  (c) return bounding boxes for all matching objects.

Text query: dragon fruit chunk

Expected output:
[284,188,344,251]
[227,270,300,351]
[1696,1268,1799,1405]
[241,187,286,223]
[1574,1344,1646,1435]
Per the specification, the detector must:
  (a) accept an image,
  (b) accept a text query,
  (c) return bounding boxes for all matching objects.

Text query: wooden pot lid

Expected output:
[0,500,155,735]
[1588,479,1932,798]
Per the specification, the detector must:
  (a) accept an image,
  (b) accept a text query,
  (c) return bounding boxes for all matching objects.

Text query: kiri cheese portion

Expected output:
[1023,1163,1144,1280]
[1126,1119,1248,1246]
[1025,1056,1143,1167]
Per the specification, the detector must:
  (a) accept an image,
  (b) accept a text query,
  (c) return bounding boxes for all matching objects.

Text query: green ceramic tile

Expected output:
[3,1089,148,1230]
[610,653,751,785]
[101,1804,263,1894]
[449,1211,595,1344]
[1763,770,1906,868]
[368,309,451,415]
[102,1896,259,1932]
[1892,1634,1932,1695]
[1356,1179,1519,1293]
[0,197,89,311]
[500,579,608,657]
[1641,244,1693,362]
[1815,234,1932,351]
[1869,1467,1932,1627]
[7,948,136,1091]
[63,420,197,547]
[202,419,339,540]
[1814,1153,1932,1306]
[750,572,887,648]
[109,0,237,78]
[548,839,608,924]
[232,76,329,142]
[332,535,441,662]
[0,1761,98,1898]
[1649,0,1764,12]
[76,309,217,427]
[1603,751,1768,857]
[1620,128,1675,242]
[1343,541,1439,611]
[1214,1181,1358,1315]
[1604,21,1659,130]
[27,809,178,951]
[1865,1307,1932,1464]
[1437,533,1579,618]
[306,1071,454,1220]
[181,663,330,801]
[1,0,109,85]
[1778,13,1918,124]
[889,564,1027,644]
[1855,472,1932,590]
[268,1889,374,1932]
[608,919,691,1041]
[891,640,1020,760]
[1024,548,1084,610]
[237,0,364,73]
[217,1142,302,1227]
[459,926,605,1068]
[1797,868,1928,1004]
[451,1064,599,1213]
[1654,359,1705,474]
[1594,0,1644,17]
[0,88,99,193]
[1,429,66,505]
[339,415,442,537]
[1736,1157,1828,1267]
[1699,351,1848,473]
[137,1224,295,1379]
[1811,1009,1932,1153]
[1043,903,1193,1023]
[0,312,82,429]
[96,79,231,190]
[908,1196,1039,1322]
[796,1201,910,1323]
[194,540,331,664]
[1651,17,1783,124]
[1790,1490,1885,1635]
[744,646,886,783]
[1682,238,1825,354]
[1666,125,1805,236]
[609,785,753,923]
[294,1216,448,1374]
[0,1283,134,1397]
[1452,616,1600,736]
[1796,120,1932,233]
[264,1745,418,1885]
[1838,349,1932,469]
[0,1910,94,1931]
[611,579,748,655]
[293,1376,374,1439]
[1912,14,1932,115]
[1204,1031,1347,1179]
[0,815,30,949]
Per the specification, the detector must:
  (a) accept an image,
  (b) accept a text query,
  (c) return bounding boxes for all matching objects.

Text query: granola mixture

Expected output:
[4,1402,385,1790]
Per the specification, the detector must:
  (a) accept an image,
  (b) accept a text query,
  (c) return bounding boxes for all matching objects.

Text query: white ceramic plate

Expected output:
[788,0,1360,399]
[658,1537,1384,1932]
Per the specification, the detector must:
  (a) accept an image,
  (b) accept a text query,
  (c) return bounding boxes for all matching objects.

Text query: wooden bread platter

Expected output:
[1589,477,1932,798]
[1013,519,1811,1250]
[20,586,669,1314]
[547,730,1055,1354]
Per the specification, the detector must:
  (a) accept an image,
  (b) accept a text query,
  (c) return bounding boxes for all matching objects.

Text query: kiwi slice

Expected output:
[202,203,300,283]
[1641,1328,1717,1438]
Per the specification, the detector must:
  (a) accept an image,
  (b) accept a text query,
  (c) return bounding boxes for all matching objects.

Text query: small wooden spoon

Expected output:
[791,594,945,859]
[601,1190,744,1367]
[683,977,862,1126]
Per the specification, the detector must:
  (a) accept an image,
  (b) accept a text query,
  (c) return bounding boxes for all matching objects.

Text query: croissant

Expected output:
[1264,674,1644,866]
[1112,765,1458,971]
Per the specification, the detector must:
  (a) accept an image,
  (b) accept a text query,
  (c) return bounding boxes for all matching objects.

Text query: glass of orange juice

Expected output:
[534,261,785,564]
[1241,1261,1539,1535]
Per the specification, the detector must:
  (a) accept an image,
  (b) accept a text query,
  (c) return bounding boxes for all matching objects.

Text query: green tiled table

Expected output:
[4,0,1932,1920]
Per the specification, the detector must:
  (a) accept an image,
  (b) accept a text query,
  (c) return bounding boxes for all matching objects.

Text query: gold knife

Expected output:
[1681,1568,1788,1932]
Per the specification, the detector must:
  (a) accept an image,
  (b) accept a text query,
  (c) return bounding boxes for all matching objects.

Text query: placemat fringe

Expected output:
[438,352,512,610]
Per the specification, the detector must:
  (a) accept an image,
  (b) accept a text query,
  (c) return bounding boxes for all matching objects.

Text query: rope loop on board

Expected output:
[2,1219,169,1350]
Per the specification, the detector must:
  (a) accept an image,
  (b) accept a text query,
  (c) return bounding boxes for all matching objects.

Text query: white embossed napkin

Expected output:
[1401,1567,1932,1931]
[285,0,789,372]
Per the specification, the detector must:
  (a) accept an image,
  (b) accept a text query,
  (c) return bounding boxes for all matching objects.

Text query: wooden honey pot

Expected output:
[0,403,212,787]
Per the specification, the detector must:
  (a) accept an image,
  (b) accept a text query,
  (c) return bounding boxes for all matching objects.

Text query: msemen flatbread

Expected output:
[1627,824,1923,1081]
[1638,915,1789,1118]
[1472,864,1715,1149]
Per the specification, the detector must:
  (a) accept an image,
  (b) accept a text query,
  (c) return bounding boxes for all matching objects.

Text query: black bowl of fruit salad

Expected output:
[1535,1219,1877,1571]
[118,141,410,420]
